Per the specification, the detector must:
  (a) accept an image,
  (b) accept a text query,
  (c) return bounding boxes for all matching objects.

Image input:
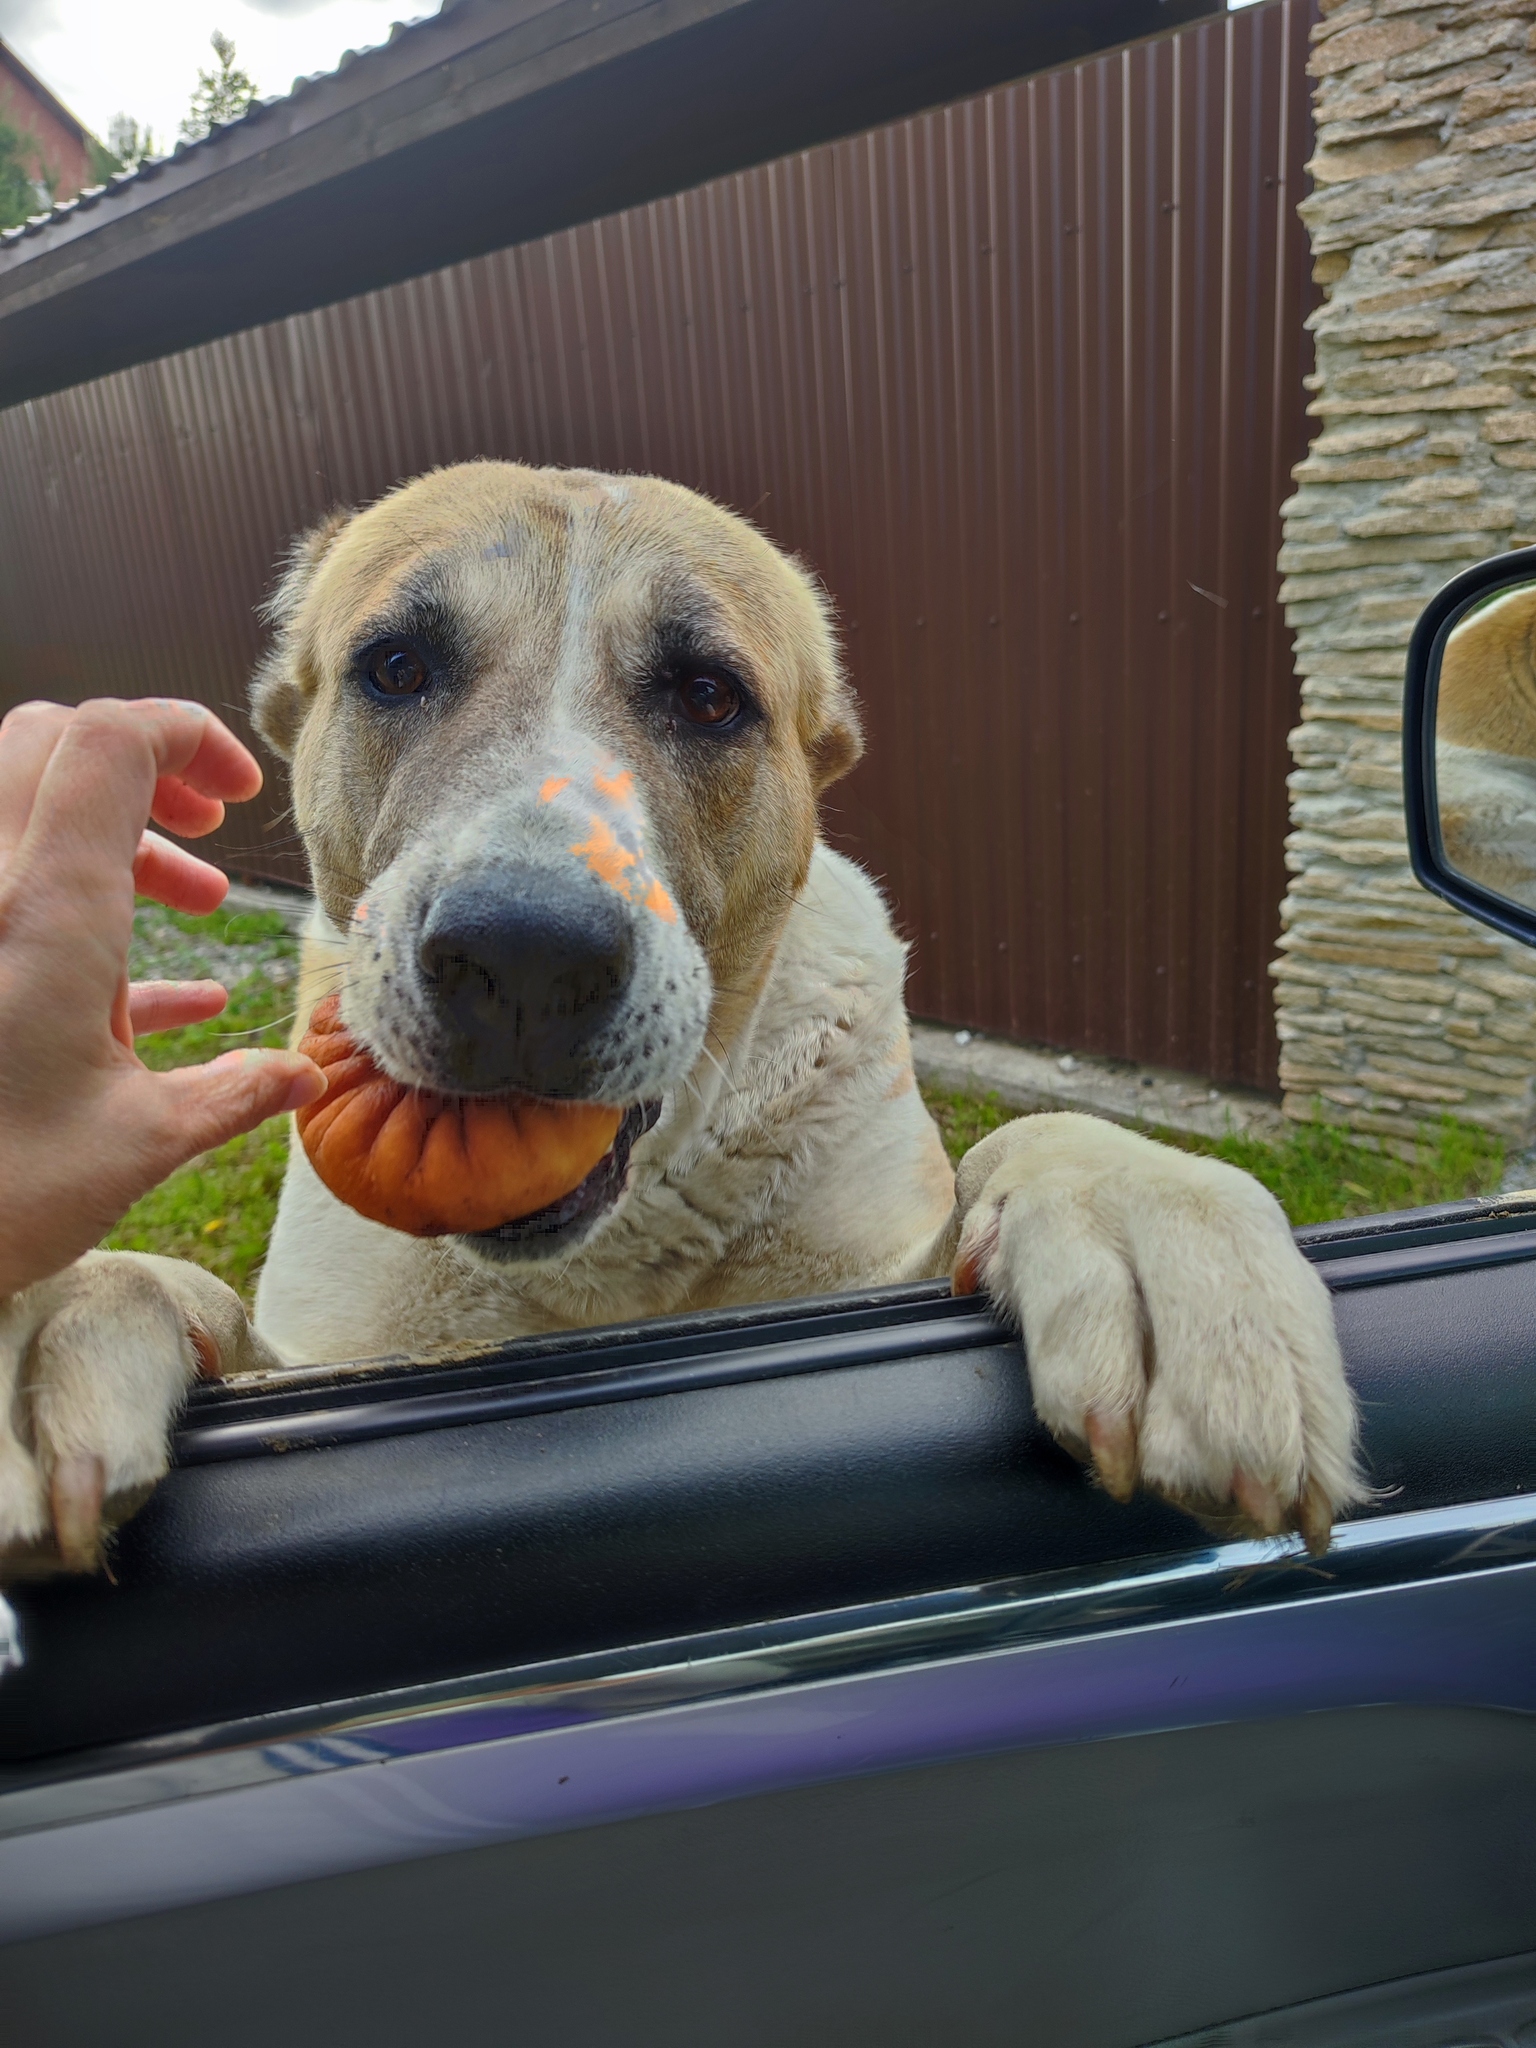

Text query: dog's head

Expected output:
[1439,581,1536,761]
[252,461,862,1259]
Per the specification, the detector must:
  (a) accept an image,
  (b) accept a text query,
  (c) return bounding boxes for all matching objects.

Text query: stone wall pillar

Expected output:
[1276,0,1536,1151]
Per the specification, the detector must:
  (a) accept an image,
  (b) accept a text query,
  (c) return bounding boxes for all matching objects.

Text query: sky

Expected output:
[0,0,438,152]
[2,0,1268,157]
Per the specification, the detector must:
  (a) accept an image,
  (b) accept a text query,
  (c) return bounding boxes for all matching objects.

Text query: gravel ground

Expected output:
[128,898,299,999]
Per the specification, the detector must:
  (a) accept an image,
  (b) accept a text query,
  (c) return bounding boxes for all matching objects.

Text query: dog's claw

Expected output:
[952,1211,1000,1299]
[1232,1468,1287,1537]
[1295,1475,1334,1559]
[50,1455,106,1572]
[1086,1407,1138,1503]
[188,1319,222,1379]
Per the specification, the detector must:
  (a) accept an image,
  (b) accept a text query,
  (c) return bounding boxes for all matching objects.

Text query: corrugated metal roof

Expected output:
[0,8,442,249]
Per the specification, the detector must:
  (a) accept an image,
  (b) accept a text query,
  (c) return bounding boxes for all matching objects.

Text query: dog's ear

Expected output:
[795,572,864,793]
[809,677,864,793]
[250,509,352,758]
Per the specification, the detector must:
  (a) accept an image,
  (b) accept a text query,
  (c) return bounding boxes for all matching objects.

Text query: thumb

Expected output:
[147,1050,327,1174]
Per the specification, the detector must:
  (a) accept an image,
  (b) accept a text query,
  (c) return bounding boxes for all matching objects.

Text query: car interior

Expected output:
[5,9,1536,2048]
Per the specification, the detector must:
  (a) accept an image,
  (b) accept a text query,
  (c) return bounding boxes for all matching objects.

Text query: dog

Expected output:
[0,463,1361,1572]
[1436,579,1536,909]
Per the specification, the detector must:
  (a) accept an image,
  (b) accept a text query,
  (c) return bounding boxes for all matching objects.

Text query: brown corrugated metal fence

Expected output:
[0,0,1315,1088]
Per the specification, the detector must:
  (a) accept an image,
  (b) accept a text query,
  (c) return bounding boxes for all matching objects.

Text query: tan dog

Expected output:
[1436,580,1536,909]
[0,463,1361,1570]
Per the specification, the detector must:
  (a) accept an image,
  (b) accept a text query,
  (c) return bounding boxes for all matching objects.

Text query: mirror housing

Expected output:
[1404,544,1536,949]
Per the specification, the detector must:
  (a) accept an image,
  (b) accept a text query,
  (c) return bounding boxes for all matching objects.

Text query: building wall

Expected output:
[0,1,1315,1089]
[0,46,91,203]
[1278,0,1536,1148]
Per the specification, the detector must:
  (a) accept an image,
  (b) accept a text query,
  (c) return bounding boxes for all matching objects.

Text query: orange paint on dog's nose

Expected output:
[594,766,635,805]
[539,775,572,803]
[570,815,679,922]
[571,815,637,894]
[643,877,677,923]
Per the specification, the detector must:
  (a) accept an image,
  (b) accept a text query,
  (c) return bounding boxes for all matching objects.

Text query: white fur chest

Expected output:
[253,847,954,1364]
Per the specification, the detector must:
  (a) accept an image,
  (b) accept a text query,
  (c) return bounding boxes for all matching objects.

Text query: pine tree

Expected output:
[106,115,157,171]
[0,120,49,231]
[180,31,257,143]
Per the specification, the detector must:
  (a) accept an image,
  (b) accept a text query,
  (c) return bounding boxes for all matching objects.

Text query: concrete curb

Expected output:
[909,1022,1287,1144]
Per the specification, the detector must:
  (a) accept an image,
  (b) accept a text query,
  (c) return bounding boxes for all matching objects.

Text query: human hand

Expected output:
[0,697,326,1299]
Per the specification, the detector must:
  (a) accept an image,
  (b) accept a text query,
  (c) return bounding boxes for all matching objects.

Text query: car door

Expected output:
[2,1213,1536,2044]
[6,571,1536,2047]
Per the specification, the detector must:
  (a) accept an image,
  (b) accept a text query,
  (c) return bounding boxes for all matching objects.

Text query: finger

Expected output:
[128,698,262,805]
[139,1050,326,1179]
[149,779,225,842]
[0,700,71,864]
[9,701,251,919]
[127,980,228,1035]
[4,701,257,876]
[110,973,132,1051]
[133,831,229,915]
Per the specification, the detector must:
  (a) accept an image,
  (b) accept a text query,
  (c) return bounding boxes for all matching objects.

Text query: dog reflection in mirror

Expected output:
[1437,579,1536,909]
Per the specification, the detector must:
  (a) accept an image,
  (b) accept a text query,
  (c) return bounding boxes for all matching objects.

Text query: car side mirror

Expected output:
[1405,546,1536,948]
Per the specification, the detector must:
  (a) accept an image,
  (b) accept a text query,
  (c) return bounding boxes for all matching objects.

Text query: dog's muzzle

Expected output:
[342,771,714,1258]
[418,866,634,1098]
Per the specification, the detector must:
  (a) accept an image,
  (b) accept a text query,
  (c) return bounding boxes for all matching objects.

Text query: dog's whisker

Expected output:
[695,1040,740,1098]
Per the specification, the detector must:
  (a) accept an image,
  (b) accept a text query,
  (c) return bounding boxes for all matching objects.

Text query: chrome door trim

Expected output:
[2,1495,1535,1944]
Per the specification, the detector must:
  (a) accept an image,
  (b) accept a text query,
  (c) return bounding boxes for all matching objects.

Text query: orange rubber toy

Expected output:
[294,994,622,1235]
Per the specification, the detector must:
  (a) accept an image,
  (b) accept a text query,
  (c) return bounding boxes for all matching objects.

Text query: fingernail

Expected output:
[281,1063,328,1113]
[207,1049,326,1110]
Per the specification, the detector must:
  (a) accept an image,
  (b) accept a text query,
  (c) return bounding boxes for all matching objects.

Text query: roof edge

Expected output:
[0,34,102,155]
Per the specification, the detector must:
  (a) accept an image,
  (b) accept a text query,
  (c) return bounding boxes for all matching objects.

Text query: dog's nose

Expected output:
[418,870,633,1096]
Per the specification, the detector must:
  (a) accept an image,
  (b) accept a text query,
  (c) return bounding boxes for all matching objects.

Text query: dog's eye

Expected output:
[677,672,741,727]
[365,642,430,698]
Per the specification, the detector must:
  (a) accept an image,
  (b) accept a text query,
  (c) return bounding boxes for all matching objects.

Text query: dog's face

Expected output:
[1439,582,1536,760]
[252,461,861,1260]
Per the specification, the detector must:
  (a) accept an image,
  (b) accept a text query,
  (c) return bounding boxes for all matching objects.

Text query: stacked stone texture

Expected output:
[1278,0,1536,1151]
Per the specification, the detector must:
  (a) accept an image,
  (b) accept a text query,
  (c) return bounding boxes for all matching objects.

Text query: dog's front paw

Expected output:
[953,1114,1363,1554]
[0,1252,276,1577]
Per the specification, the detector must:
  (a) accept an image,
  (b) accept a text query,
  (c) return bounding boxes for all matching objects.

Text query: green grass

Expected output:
[104,1121,292,1300]
[921,1083,1506,1228]
[105,904,300,1302]
[131,966,297,1075]
[156,904,292,947]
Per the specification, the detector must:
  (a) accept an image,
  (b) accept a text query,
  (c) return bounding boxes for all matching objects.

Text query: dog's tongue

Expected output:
[294,995,624,1236]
